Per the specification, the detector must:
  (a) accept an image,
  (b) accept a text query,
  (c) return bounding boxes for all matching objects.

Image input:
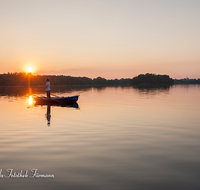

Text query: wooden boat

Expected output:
[34,95,79,105]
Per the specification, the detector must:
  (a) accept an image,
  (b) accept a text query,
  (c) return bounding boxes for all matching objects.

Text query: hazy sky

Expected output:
[0,0,199,79]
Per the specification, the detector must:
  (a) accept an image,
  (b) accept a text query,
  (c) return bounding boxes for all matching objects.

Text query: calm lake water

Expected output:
[0,85,200,190]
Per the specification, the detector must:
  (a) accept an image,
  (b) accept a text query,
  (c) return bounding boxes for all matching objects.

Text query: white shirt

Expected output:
[46,81,50,91]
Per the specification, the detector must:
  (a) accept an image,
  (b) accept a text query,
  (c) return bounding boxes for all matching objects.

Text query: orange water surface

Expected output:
[0,85,200,190]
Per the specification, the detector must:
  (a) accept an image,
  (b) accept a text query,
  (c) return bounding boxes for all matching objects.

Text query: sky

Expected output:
[0,0,199,79]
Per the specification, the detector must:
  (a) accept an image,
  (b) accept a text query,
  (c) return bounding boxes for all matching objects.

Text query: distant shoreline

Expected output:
[0,72,199,86]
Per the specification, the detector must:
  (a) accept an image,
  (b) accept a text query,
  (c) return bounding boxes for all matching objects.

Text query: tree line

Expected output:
[174,79,200,84]
[0,72,175,87]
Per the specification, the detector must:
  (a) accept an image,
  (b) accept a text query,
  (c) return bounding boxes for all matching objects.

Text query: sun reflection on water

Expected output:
[28,95,33,105]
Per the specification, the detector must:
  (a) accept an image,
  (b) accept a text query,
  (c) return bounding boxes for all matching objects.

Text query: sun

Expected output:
[27,67,33,73]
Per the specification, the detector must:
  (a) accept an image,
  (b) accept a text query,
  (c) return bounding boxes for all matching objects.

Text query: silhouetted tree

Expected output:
[131,73,174,87]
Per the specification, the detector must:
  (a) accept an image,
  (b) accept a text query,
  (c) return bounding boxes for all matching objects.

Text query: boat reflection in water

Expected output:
[34,101,79,126]
[28,95,79,126]
[44,103,79,126]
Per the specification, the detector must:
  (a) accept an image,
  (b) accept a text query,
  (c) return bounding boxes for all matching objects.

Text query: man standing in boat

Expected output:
[45,78,50,98]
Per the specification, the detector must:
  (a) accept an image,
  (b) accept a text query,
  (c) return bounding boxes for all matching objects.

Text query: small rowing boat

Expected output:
[34,95,79,105]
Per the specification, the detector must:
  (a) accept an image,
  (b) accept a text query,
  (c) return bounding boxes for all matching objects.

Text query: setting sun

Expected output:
[27,67,33,73]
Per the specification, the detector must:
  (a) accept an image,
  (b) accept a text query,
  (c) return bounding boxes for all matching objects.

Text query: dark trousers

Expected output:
[47,90,50,98]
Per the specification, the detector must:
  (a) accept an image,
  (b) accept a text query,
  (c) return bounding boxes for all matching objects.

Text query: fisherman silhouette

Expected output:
[44,78,50,98]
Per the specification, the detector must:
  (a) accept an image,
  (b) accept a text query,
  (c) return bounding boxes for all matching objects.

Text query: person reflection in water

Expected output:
[44,78,50,98]
[46,105,51,126]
